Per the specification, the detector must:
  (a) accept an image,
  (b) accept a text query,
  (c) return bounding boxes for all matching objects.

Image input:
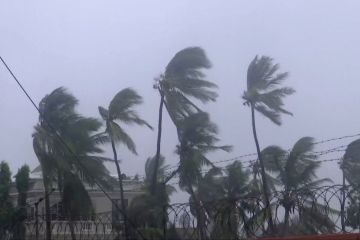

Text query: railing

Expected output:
[5,184,360,240]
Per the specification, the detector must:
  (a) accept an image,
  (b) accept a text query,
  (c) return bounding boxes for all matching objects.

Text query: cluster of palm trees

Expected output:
[29,46,360,240]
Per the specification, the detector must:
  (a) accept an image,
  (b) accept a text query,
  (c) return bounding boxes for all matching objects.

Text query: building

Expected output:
[9,173,145,239]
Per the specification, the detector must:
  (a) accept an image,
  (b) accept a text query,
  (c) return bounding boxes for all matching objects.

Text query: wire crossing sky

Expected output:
[1,1,360,204]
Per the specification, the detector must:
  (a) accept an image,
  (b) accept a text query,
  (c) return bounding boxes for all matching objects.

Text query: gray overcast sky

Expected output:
[1,0,360,195]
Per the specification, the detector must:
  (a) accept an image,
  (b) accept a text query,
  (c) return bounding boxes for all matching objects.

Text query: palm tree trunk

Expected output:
[69,217,77,240]
[111,137,130,240]
[151,92,165,194]
[284,208,290,234]
[341,167,346,232]
[187,184,207,240]
[43,179,52,240]
[250,104,275,235]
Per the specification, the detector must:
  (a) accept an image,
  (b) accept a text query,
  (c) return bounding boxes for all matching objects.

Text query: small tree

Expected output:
[0,161,13,240]
[13,165,30,240]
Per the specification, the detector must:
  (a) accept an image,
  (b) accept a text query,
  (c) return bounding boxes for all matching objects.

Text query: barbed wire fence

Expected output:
[4,184,360,240]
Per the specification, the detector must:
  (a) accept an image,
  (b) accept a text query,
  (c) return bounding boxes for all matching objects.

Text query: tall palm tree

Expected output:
[261,137,334,235]
[192,162,251,239]
[176,112,231,240]
[33,87,112,240]
[152,47,218,193]
[98,88,152,239]
[33,87,78,240]
[242,55,295,233]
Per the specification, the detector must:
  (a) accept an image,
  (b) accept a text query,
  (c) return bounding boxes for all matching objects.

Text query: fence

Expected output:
[4,184,360,239]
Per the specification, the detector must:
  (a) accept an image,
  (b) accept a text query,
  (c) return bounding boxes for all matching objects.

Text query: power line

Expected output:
[0,55,146,240]
[131,136,357,183]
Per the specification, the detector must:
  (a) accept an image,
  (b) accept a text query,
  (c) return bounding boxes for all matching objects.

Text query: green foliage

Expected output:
[157,47,217,125]
[13,165,30,240]
[98,88,152,154]
[128,155,175,229]
[343,139,360,187]
[243,55,295,125]
[15,165,30,197]
[261,137,334,235]
[0,161,13,239]
[342,138,360,229]
[176,112,231,189]
[33,87,113,223]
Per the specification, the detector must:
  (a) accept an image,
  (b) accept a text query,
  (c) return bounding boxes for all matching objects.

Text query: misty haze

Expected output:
[1,1,360,240]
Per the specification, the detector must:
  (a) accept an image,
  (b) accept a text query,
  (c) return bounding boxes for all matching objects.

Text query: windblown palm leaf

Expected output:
[152,47,218,194]
[261,137,333,234]
[243,56,295,125]
[343,139,360,187]
[98,88,152,239]
[33,87,113,240]
[242,56,295,234]
[128,156,175,229]
[175,112,231,240]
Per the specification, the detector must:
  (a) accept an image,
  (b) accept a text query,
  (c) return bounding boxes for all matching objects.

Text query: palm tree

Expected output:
[261,137,334,235]
[342,138,360,229]
[152,47,218,193]
[33,87,112,240]
[176,112,231,240]
[98,88,152,239]
[242,55,295,233]
[32,87,78,240]
[128,155,175,238]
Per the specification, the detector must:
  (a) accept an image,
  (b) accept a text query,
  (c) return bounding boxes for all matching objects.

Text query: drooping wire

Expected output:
[0,56,147,240]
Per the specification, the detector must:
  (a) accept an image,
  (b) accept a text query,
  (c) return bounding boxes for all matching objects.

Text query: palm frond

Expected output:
[109,121,137,154]
[98,106,109,121]
[254,104,281,125]
[244,55,294,125]
[165,47,211,77]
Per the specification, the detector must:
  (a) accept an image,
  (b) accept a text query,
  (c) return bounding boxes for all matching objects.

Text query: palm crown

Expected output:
[243,56,295,125]
[157,47,218,122]
[98,88,152,154]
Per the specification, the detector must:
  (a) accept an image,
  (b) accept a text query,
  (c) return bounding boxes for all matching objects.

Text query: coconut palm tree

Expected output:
[98,88,152,239]
[342,138,360,229]
[152,47,218,193]
[32,87,78,240]
[242,55,295,233]
[175,112,231,240]
[261,137,335,235]
[128,155,175,238]
[33,87,112,240]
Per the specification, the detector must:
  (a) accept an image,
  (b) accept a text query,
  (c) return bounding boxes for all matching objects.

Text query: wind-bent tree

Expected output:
[242,56,295,233]
[128,156,175,238]
[98,88,152,239]
[212,161,253,239]
[262,137,335,235]
[152,47,218,193]
[342,139,360,229]
[0,161,13,240]
[176,112,231,240]
[13,165,30,240]
[33,87,112,240]
[32,87,80,240]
